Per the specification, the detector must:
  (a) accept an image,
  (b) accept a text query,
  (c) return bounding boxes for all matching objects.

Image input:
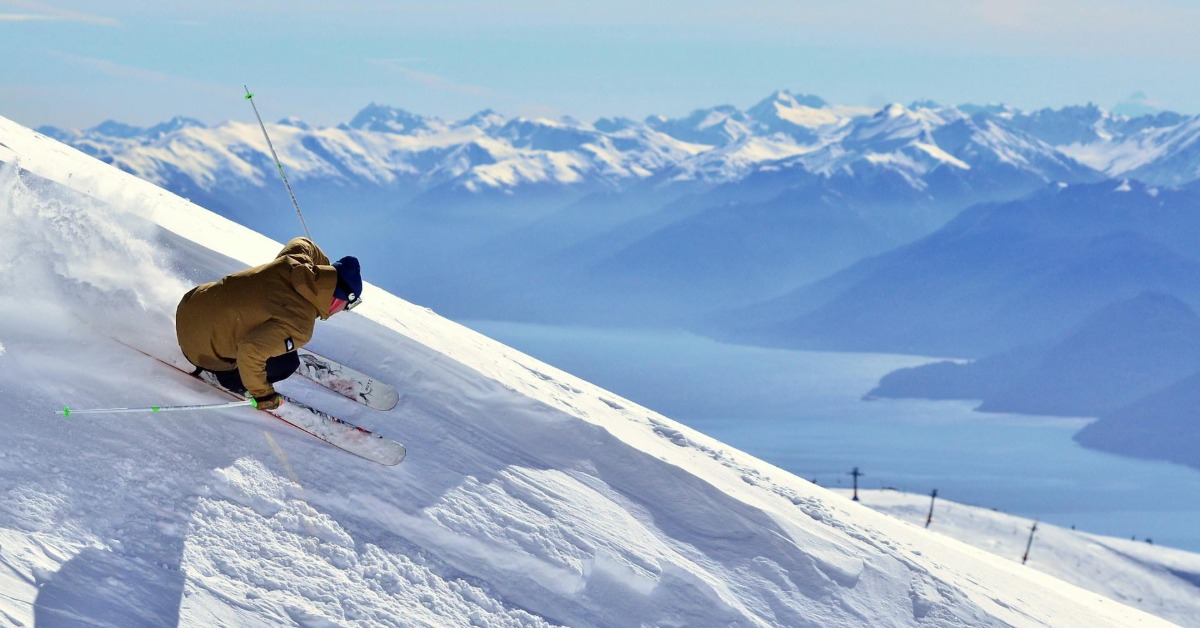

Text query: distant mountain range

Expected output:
[711,179,1200,355]
[38,92,1200,193]
[868,292,1200,417]
[862,290,1200,472]
[37,91,1200,473]
[37,91,1200,325]
[717,180,1200,472]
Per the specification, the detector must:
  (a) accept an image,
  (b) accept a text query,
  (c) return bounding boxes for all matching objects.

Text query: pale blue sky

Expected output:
[2,0,1197,129]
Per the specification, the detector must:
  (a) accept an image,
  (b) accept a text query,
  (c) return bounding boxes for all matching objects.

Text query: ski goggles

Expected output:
[336,277,363,311]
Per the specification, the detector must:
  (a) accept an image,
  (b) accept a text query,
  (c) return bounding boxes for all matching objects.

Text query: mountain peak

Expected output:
[755,90,828,109]
[90,120,147,139]
[594,116,640,133]
[457,108,505,130]
[745,91,834,139]
[277,116,312,130]
[347,103,435,134]
[747,90,829,116]
[878,103,911,119]
[76,117,206,140]
[960,103,1019,118]
[646,105,755,145]
[147,116,206,137]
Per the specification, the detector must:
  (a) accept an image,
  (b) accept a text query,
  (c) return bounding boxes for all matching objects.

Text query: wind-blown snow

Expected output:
[0,114,1183,626]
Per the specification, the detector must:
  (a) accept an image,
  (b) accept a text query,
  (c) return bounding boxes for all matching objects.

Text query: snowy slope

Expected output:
[836,489,1200,627]
[0,115,1177,626]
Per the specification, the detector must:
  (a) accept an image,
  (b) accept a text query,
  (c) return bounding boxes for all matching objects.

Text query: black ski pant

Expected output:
[205,351,301,395]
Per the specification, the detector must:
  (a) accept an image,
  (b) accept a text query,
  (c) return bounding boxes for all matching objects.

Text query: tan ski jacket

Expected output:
[175,237,339,398]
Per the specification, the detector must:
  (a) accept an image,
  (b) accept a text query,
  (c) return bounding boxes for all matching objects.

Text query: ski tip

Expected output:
[375,392,401,412]
[381,445,407,466]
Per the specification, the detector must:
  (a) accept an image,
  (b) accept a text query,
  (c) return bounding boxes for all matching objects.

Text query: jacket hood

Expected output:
[300,265,340,321]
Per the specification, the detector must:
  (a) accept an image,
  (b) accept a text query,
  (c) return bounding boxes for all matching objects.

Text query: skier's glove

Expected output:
[253,393,284,411]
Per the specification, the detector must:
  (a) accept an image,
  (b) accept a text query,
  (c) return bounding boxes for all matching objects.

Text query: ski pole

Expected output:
[244,85,312,241]
[60,399,257,417]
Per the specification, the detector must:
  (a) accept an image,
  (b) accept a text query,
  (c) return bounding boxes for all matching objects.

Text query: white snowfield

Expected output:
[836,489,1200,627]
[0,114,1183,626]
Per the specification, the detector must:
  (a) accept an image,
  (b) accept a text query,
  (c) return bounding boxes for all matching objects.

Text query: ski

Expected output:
[296,348,399,411]
[117,342,406,466]
[188,369,406,466]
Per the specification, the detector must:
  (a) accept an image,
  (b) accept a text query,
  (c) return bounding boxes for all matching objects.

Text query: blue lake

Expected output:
[466,321,1200,553]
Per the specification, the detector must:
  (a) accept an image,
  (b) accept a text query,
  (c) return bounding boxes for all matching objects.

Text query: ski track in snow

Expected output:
[0,114,1186,627]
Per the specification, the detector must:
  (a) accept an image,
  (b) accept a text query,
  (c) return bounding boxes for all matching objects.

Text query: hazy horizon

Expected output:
[3,1,1197,129]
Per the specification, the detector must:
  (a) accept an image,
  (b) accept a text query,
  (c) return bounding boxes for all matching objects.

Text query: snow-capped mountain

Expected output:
[992,104,1196,185]
[1102,116,1200,186]
[2,113,1183,626]
[38,91,1200,209]
[34,90,1127,197]
[344,103,447,135]
[746,91,844,138]
[34,91,1200,330]
[39,106,706,195]
[781,102,1098,197]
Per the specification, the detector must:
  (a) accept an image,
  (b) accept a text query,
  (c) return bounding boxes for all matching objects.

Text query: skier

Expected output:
[175,237,362,411]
